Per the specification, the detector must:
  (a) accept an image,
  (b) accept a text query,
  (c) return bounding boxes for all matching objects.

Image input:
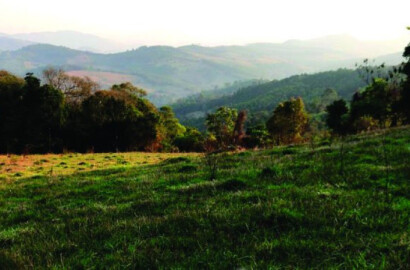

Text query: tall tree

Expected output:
[233,110,247,145]
[81,90,159,152]
[0,71,25,153]
[206,107,238,149]
[266,97,309,145]
[158,106,186,150]
[22,73,65,153]
[400,41,410,122]
[326,99,349,135]
[349,78,393,130]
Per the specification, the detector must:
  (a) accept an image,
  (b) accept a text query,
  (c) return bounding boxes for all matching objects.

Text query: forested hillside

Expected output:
[172,69,367,129]
[1,41,408,154]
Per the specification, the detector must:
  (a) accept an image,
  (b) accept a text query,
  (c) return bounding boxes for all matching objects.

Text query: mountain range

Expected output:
[0,31,128,53]
[0,31,407,105]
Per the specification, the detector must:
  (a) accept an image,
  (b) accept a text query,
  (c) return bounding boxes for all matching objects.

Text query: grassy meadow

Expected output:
[0,127,409,269]
[0,152,198,180]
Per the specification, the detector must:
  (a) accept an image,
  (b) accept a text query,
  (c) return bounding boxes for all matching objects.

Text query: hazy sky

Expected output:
[0,0,409,46]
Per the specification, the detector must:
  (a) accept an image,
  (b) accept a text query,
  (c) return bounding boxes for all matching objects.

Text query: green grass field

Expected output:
[0,127,409,269]
[0,152,198,180]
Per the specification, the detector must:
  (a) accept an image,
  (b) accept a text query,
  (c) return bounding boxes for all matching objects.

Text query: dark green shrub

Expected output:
[282,148,296,155]
[178,164,197,173]
[260,166,281,179]
[163,157,191,164]
[217,179,247,191]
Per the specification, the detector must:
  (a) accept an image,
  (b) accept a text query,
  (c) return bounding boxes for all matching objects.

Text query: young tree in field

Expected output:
[325,99,349,135]
[206,107,238,149]
[266,97,309,145]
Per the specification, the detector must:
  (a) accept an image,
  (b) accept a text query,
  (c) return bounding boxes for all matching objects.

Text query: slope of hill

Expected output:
[0,35,405,105]
[0,126,408,268]
[171,69,367,129]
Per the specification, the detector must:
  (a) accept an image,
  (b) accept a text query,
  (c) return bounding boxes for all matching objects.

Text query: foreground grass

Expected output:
[0,128,409,269]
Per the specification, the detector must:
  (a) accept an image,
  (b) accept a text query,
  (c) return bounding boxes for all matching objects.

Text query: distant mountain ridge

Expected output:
[0,32,406,104]
[0,31,129,53]
[10,31,128,53]
[0,36,35,51]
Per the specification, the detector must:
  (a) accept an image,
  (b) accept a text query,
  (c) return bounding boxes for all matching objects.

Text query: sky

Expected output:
[0,0,409,46]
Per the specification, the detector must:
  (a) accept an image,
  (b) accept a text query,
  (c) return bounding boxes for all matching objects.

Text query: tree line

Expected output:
[0,69,191,154]
[203,42,410,150]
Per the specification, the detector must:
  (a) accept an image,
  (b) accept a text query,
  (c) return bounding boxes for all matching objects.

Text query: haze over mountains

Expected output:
[0,31,406,104]
[0,31,129,52]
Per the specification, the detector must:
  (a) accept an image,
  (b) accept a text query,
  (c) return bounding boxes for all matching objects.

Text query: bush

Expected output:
[178,164,197,173]
[217,179,247,191]
[163,157,191,164]
[260,166,281,179]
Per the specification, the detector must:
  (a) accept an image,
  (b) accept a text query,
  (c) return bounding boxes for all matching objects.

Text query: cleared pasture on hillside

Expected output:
[0,127,409,269]
[0,152,199,180]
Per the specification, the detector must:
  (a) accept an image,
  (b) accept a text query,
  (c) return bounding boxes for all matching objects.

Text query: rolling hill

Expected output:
[171,69,368,129]
[0,34,406,105]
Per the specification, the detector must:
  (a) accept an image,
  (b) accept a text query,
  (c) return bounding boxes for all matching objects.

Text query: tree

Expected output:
[206,107,238,149]
[158,106,186,150]
[22,73,65,153]
[42,67,66,90]
[355,59,388,85]
[307,88,340,113]
[42,67,97,104]
[399,41,410,122]
[1,69,191,154]
[0,72,65,153]
[173,127,204,152]
[81,90,159,152]
[243,124,270,148]
[111,82,147,98]
[266,97,309,145]
[232,110,247,145]
[0,71,25,153]
[159,106,186,139]
[325,99,349,135]
[349,78,393,130]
